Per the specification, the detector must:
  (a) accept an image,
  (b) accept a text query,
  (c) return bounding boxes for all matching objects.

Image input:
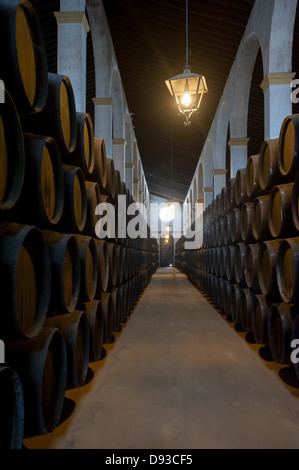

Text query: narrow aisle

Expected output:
[24,268,299,449]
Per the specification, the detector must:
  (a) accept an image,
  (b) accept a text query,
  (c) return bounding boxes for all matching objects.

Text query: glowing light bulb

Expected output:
[182,80,191,107]
[182,91,191,106]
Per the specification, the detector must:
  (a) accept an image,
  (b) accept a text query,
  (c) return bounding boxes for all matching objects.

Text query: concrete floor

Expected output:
[24,268,299,449]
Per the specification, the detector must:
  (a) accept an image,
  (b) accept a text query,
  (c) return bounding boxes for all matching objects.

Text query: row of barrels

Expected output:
[176,112,299,387]
[1,259,155,447]
[0,75,144,248]
[0,0,159,448]
[206,114,299,224]
[203,178,299,248]
[0,222,156,343]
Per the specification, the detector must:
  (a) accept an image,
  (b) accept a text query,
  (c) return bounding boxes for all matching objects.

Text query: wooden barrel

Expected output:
[58,165,87,233]
[83,300,104,362]
[276,237,299,304]
[21,73,77,154]
[223,212,232,246]
[101,292,114,344]
[268,183,295,239]
[106,242,118,289]
[220,186,228,216]
[230,207,242,243]
[218,246,227,280]
[216,217,225,247]
[225,245,237,283]
[6,326,67,437]
[0,366,24,449]
[246,154,261,198]
[115,244,125,285]
[42,231,81,314]
[258,239,282,300]
[66,112,95,179]
[7,134,64,228]
[117,284,126,323]
[240,201,255,243]
[121,246,129,282]
[111,286,122,333]
[244,243,261,293]
[231,283,242,325]
[221,280,234,321]
[291,170,299,231]
[0,89,25,212]
[258,138,281,192]
[0,0,48,115]
[0,222,51,341]
[103,158,116,200]
[291,315,299,382]
[120,281,131,321]
[235,168,248,206]
[252,294,271,345]
[44,311,90,389]
[226,178,236,212]
[73,235,98,303]
[268,303,299,364]
[252,194,272,242]
[239,287,254,332]
[277,114,299,180]
[94,239,109,295]
[91,138,108,192]
[84,181,101,237]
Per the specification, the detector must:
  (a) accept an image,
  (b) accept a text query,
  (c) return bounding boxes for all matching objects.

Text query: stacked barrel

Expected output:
[0,0,158,448]
[177,113,299,384]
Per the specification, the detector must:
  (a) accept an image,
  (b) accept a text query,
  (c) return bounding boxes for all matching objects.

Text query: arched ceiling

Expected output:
[101,0,258,202]
[31,0,299,202]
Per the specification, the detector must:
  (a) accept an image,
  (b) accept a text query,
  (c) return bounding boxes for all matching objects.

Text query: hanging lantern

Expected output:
[165,66,208,126]
[165,0,208,126]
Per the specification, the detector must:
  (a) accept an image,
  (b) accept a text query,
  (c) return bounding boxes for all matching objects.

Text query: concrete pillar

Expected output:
[133,179,139,203]
[213,169,227,197]
[112,139,126,182]
[228,138,249,177]
[125,163,134,197]
[55,1,90,112]
[261,72,296,140]
[204,187,214,209]
[93,98,113,158]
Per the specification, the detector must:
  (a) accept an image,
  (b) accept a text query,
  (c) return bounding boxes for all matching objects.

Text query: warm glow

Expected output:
[159,205,175,222]
[182,80,191,107]
[182,91,191,106]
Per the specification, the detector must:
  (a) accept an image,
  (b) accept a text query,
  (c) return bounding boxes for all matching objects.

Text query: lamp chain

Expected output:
[186,0,189,67]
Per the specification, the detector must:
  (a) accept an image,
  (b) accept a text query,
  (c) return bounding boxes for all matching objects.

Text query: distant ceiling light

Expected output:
[165,0,208,126]
[159,204,175,222]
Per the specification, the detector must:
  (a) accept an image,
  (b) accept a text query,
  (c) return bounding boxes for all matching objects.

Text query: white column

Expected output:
[125,163,134,197]
[55,2,89,113]
[213,169,227,197]
[133,179,139,203]
[261,72,296,140]
[93,98,113,158]
[112,139,126,182]
[228,138,249,177]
